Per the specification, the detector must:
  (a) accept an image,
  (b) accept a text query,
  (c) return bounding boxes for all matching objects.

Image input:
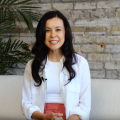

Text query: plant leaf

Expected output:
[13,0,31,5]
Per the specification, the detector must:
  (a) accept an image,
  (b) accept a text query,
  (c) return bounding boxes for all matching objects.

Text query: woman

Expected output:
[22,10,91,120]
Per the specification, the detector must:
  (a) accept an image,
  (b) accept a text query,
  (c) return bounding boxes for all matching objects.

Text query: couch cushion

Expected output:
[0,76,120,120]
[0,75,27,120]
[90,79,120,120]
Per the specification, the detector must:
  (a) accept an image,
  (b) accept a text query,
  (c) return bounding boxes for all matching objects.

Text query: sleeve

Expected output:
[69,60,91,120]
[22,62,41,120]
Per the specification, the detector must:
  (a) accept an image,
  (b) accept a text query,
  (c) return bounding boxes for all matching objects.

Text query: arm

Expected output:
[69,60,91,120]
[31,111,45,119]
[31,111,63,120]
[22,62,41,119]
[67,114,81,120]
[22,61,63,120]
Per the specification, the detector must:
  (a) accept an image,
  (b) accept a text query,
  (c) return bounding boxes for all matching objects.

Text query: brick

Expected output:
[73,32,88,36]
[81,45,104,52]
[62,0,74,1]
[71,10,90,21]
[74,36,95,43]
[74,36,120,44]
[86,31,106,36]
[90,70,105,79]
[31,4,51,10]
[91,9,106,18]
[77,52,86,58]
[60,11,71,20]
[105,62,120,70]
[73,45,81,52]
[86,27,106,35]
[79,10,90,20]
[12,37,36,44]
[20,29,35,33]
[95,36,120,44]
[88,53,111,62]
[105,45,120,53]
[112,54,120,62]
[86,27,106,32]
[105,8,115,18]
[2,33,19,36]
[68,19,73,27]
[118,70,120,79]
[20,33,35,37]
[40,0,51,2]
[18,0,40,4]
[106,70,118,79]
[5,29,20,33]
[74,2,96,9]
[53,3,73,10]
[112,27,120,35]
[75,19,97,27]
[89,62,103,69]
[71,27,85,32]
[71,11,80,21]
[16,21,38,28]
[53,0,61,1]
[97,18,120,27]
[116,9,120,17]
[97,1,120,8]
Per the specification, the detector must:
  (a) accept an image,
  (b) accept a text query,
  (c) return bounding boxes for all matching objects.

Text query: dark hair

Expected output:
[31,10,77,86]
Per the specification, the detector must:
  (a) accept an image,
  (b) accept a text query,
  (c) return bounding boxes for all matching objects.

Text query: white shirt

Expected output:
[45,60,63,103]
[46,60,61,94]
[22,54,91,120]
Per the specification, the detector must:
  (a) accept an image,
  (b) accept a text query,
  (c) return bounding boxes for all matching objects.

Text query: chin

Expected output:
[49,47,61,51]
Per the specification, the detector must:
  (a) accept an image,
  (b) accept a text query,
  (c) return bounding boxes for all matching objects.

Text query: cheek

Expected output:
[59,32,65,40]
[45,33,50,42]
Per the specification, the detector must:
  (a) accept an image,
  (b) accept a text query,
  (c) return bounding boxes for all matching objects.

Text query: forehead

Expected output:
[46,17,64,27]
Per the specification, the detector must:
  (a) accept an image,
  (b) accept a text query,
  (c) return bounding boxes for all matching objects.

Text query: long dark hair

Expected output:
[31,10,77,86]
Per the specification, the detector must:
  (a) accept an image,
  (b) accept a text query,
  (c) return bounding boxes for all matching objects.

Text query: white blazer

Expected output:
[22,54,91,120]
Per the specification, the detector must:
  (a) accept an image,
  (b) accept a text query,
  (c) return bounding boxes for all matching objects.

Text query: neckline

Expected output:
[48,59,60,63]
[47,55,64,63]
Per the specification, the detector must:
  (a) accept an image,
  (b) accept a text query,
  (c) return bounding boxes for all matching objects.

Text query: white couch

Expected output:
[0,75,120,120]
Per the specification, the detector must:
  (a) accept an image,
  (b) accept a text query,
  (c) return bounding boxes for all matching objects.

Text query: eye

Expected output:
[56,29,61,31]
[46,30,50,32]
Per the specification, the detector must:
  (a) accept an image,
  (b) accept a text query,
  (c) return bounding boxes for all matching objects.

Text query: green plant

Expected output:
[0,0,41,74]
[0,0,41,33]
[0,31,33,75]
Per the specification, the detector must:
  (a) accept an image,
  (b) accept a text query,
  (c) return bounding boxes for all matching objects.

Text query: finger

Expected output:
[51,116,57,120]
[53,113,63,117]
[57,113,63,117]
[55,116,63,120]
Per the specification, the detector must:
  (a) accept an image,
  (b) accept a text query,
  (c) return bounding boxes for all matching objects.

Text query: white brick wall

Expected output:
[53,3,73,10]
[74,2,96,9]
[7,0,120,79]
[105,62,120,69]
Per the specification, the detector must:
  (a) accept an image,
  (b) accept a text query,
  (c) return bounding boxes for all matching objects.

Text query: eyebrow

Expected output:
[46,26,63,29]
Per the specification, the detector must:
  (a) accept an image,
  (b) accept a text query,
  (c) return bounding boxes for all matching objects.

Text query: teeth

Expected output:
[50,41,58,43]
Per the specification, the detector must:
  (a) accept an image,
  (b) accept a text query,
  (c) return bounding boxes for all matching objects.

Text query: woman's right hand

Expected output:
[44,112,63,120]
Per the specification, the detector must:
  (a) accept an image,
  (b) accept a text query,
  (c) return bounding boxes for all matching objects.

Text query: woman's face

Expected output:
[44,17,65,52]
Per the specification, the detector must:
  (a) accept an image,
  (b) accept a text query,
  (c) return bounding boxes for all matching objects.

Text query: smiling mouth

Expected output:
[49,41,58,44]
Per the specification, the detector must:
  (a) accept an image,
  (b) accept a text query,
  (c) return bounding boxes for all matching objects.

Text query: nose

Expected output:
[51,30,56,38]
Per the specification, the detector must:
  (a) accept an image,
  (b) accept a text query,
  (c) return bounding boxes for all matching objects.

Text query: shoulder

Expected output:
[25,59,34,73]
[74,54,90,74]
[74,53,88,65]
